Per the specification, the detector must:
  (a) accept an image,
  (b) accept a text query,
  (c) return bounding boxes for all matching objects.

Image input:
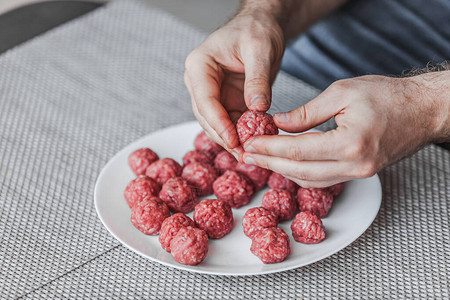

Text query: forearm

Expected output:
[239,0,347,40]
[403,70,450,143]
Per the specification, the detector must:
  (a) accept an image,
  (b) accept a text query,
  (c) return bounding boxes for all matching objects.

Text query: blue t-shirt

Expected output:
[281,0,450,89]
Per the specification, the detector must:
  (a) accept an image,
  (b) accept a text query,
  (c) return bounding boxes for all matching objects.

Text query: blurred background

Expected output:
[0,0,239,32]
[0,0,239,54]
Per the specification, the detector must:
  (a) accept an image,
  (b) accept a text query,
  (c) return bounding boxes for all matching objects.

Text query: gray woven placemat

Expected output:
[0,0,448,298]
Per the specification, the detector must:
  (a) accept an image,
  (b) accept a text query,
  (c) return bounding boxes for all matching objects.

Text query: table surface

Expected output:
[0,1,103,54]
[0,0,448,298]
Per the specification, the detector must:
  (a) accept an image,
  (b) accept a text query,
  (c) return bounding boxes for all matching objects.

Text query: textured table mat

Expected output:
[0,0,448,298]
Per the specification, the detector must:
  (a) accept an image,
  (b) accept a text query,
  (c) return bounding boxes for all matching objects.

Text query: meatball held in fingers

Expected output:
[237,110,278,145]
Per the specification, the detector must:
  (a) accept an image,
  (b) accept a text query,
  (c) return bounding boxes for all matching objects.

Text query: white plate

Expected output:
[94,121,382,276]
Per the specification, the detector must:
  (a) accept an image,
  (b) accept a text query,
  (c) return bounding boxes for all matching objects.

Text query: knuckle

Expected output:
[248,35,269,49]
[185,50,202,70]
[254,158,269,170]
[248,36,282,65]
[288,143,303,161]
[217,121,234,138]
[245,76,269,89]
[195,102,207,117]
[244,138,257,151]
[353,161,378,178]
[344,138,367,160]
[294,170,309,181]
[297,180,312,188]
[261,143,273,155]
[295,105,309,122]
[184,53,195,70]
[330,79,353,92]
[183,72,190,87]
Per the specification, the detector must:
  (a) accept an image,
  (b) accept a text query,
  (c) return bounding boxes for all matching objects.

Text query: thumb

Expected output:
[242,51,272,112]
[274,90,345,133]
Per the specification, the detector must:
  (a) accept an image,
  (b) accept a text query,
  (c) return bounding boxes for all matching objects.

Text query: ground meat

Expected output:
[130,197,170,235]
[262,188,297,221]
[236,110,278,145]
[267,172,299,195]
[193,199,233,239]
[250,227,290,264]
[194,131,223,156]
[242,207,278,238]
[297,187,333,218]
[182,150,214,166]
[326,182,346,197]
[213,170,254,208]
[159,177,197,213]
[214,150,238,174]
[170,226,209,266]
[235,163,271,191]
[128,148,159,176]
[145,158,182,186]
[159,213,195,252]
[291,211,326,244]
[181,162,218,196]
[124,176,161,208]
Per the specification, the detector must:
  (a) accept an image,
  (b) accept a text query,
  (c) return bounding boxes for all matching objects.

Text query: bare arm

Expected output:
[240,0,347,40]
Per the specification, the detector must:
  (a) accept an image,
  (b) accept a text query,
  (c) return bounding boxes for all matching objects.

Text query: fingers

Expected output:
[242,152,352,182]
[273,85,347,133]
[191,98,245,162]
[185,53,239,149]
[283,174,344,189]
[241,48,272,112]
[244,130,342,161]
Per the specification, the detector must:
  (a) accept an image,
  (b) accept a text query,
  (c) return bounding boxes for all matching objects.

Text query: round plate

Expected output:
[94,121,382,276]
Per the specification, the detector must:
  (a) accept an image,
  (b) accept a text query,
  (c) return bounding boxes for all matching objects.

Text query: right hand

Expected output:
[184,12,285,160]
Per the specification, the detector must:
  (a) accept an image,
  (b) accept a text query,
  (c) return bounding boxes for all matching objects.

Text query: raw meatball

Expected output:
[267,172,299,195]
[124,176,161,208]
[291,211,326,244]
[159,213,195,252]
[146,158,182,186]
[194,131,223,156]
[297,187,333,218]
[194,199,233,239]
[326,182,346,197]
[236,110,278,145]
[250,227,290,264]
[170,226,209,266]
[214,150,238,174]
[262,188,297,221]
[242,207,278,238]
[235,163,271,191]
[182,150,214,166]
[128,148,159,176]
[213,170,254,208]
[181,162,218,196]
[159,177,197,213]
[130,197,170,235]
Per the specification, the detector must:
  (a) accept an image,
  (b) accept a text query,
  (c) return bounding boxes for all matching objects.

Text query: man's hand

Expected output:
[242,73,450,187]
[184,12,285,158]
[184,0,346,160]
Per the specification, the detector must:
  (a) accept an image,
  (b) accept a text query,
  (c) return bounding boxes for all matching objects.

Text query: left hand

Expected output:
[242,74,449,188]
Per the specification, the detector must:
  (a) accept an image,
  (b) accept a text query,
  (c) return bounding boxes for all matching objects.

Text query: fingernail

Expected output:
[251,95,268,108]
[244,155,256,165]
[245,145,256,153]
[275,112,289,122]
[231,151,240,161]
